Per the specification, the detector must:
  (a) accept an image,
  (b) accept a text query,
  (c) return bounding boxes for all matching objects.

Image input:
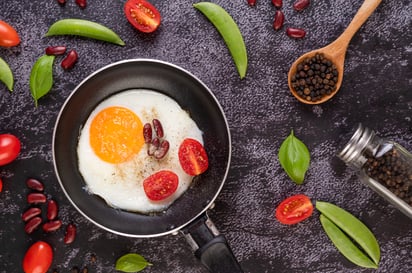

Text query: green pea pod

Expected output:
[319,215,378,268]
[193,2,248,79]
[45,19,125,46]
[278,130,310,184]
[316,201,380,267]
[30,54,55,107]
[0,57,14,92]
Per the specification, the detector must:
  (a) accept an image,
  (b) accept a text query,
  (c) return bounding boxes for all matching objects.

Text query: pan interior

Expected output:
[53,60,230,237]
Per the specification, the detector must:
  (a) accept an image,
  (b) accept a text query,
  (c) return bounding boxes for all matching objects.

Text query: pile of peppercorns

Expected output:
[363,148,412,206]
[290,53,339,102]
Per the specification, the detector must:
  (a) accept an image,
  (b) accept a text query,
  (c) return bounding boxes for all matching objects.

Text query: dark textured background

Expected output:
[0,0,411,272]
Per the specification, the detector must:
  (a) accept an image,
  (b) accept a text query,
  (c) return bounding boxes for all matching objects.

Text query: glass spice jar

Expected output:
[339,124,412,219]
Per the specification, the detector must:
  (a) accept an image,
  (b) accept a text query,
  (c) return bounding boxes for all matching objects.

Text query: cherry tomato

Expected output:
[178,138,209,176]
[275,194,313,225]
[143,170,178,201]
[0,134,21,166]
[23,241,53,273]
[0,20,20,47]
[124,0,161,33]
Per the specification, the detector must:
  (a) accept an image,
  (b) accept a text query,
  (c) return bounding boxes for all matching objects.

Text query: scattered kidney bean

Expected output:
[152,119,164,138]
[143,123,152,144]
[154,140,170,159]
[46,46,67,56]
[0,177,2,192]
[64,223,77,244]
[75,0,87,9]
[273,10,285,30]
[247,0,256,6]
[26,178,44,191]
[293,0,310,11]
[286,27,306,38]
[22,207,42,222]
[61,49,78,70]
[56,0,66,5]
[47,199,58,220]
[43,220,62,232]
[272,0,282,8]
[27,192,47,204]
[24,216,42,234]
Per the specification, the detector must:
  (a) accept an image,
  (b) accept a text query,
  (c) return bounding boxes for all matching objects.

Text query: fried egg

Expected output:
[77,90,204,213]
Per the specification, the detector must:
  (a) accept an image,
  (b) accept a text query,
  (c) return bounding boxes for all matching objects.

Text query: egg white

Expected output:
[77,90,204,213]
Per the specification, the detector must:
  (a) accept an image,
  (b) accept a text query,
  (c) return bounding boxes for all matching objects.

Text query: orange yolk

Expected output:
[89,106,144,163]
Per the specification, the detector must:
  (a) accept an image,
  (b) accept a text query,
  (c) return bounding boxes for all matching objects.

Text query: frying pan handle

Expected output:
[182,213,243,273]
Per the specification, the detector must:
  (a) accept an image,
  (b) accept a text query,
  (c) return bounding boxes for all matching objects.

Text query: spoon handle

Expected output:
[329,0,382,54]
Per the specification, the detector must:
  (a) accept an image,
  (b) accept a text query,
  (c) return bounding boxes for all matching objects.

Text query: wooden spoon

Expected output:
[288,0,382,104]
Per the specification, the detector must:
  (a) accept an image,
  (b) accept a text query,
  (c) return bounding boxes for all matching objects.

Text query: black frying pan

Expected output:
[52,59,243,273]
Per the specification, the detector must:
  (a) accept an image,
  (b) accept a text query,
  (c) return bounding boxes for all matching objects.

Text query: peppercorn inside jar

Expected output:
[290,53,339,102]
[339,124,412,219]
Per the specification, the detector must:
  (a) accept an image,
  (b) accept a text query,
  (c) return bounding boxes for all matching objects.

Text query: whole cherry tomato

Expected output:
[143,170,178,201]
[23,241,53,273]
[178,138,209,176]
[0,134,21,166]
[0,20,20,47]
[124,0,161,33]
[275,194,313,225]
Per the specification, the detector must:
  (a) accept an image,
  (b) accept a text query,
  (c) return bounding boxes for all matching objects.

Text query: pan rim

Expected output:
[52,58,232,237]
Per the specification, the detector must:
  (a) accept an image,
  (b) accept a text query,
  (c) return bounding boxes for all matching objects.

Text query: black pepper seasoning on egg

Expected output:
[291,53,339,102]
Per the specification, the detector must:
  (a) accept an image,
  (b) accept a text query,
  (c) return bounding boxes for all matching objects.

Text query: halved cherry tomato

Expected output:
[0,134,21,166]
[178,138,209,176]
[143,170,178,201]
[124,0,161,33]
[23,241,53,273]
[0,20,20,47]
[275,194,313,225]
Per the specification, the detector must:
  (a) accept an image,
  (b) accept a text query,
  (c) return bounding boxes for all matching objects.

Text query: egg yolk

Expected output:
[89,106,144,163]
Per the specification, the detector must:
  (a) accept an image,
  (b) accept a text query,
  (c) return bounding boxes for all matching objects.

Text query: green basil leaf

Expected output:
[278,130,310,184]
[29,54,55,107]
[0,57,14,92]
[115,253,152,273]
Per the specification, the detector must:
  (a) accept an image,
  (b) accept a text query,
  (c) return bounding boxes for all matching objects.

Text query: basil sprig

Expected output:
[29,54,55,107]
[0,57,14,92]
[278,130,310,184]
[115,253,152,272]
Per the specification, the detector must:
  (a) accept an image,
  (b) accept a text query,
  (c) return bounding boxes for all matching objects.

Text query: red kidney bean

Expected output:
[45,46,67,56]
[154,140,170,159]
[43,220,62,232]
[24,216,42,234]
[26,178,44,191]
[152,119,164,138]
[61,49,78,70]
[27,193,47,204]
[293,0,310,11]
[47,199,58,220]
[64,223,77,244]
[286,27,306,38]
[143,123,152,144]
[75,0,87,9]
[148,137,160,156]
[0,177,3,192]
[247,0,256,6]
[22,207,42,222]
[57,0,66,5]
[272,0,282,8]
[273,10,285,31]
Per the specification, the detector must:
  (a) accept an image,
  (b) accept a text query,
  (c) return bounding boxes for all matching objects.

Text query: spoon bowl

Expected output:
[288,0,382,104]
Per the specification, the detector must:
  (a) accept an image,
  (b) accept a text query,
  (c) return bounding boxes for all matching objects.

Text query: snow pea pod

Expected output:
[0,57,13,91]
[316,201,380,267]
[30,55,55,107]
[193,2,248,79]
[45,19,125,46]
[320,215,378,269]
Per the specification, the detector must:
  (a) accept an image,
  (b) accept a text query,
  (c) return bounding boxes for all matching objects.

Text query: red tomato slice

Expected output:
[23,241,53,273]
[178,138,209,176]
[124,0,161,33]
[0,20,20,47]
[275,194,313,225]
[0,134,21,166]
[143,170,178,201]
